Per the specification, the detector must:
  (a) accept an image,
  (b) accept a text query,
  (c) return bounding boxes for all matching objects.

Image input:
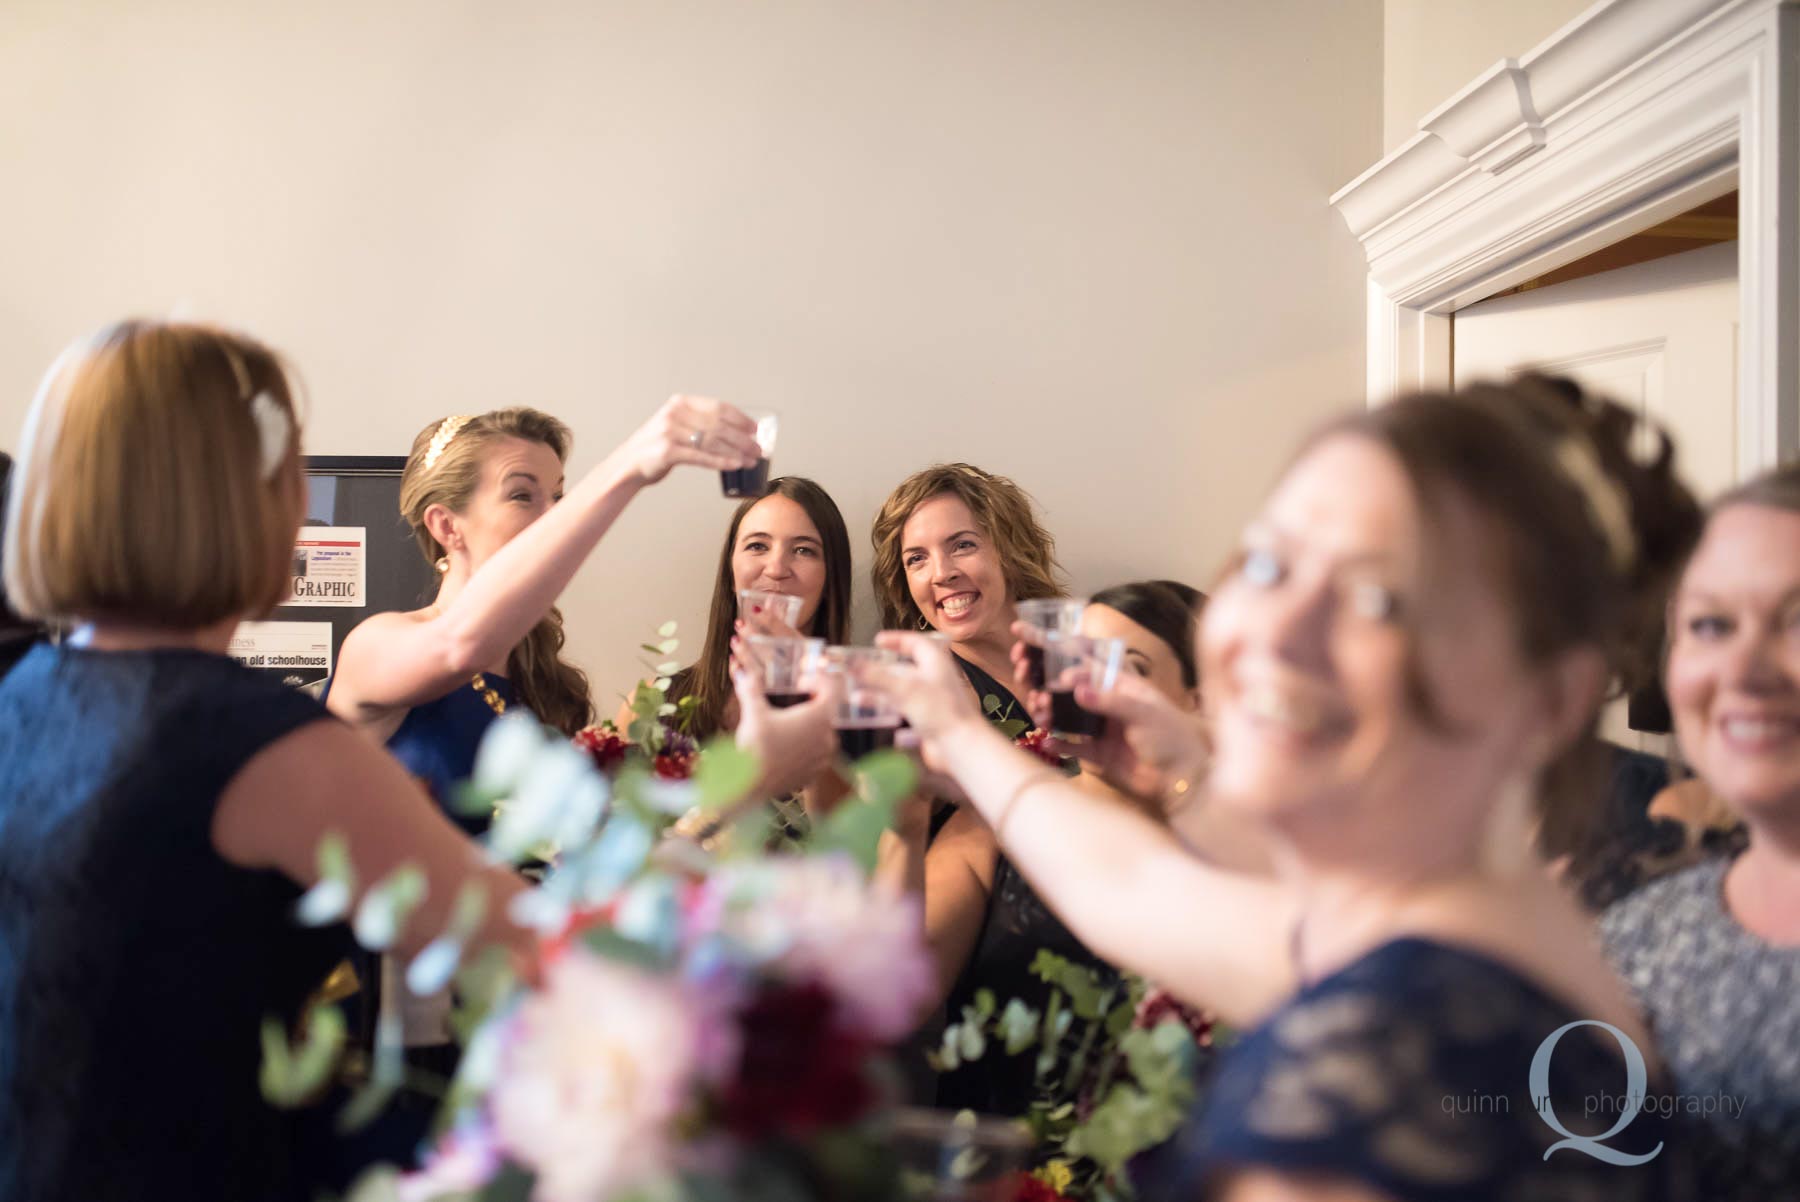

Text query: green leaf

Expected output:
[812,793,895,873]
[1031,949,1106,1020]
[342,1166,402,1202]
[259,1005,347,1107]
[657,637,680,655]
[932,1025,962,1072]
[694,737,760,810]
[997,718,1029,739]
[982,694,1003,714]
[335,1074,400,1134]
[352,864,428,951]
[999,998,1041,1055]
[579,924,667,970]
[955,1017,987,1062]
[475,1163,538,1202]
[295,831,355,926]
[974,988,996,1018]
[850,749,917,807]
[657,620,679,638]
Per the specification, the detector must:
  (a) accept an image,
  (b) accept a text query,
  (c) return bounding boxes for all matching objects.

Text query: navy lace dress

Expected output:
[0,644,349,1202]
[1171,938,1696,1201]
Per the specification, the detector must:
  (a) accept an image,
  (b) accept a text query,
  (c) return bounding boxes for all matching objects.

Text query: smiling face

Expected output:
[445,437,565,571]
[1667,502,1800,822]
[1200,434,1558,851]
[900,493,1013,644]
[730,492,828,630]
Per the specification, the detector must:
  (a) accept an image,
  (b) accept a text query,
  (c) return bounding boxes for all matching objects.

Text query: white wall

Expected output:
[1384,0,1595,152]
[0,0,1380,708]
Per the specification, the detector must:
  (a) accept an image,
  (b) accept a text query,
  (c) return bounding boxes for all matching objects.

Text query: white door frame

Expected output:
[1331,0,1799,475]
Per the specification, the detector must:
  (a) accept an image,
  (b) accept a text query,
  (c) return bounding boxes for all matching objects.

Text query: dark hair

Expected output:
[1313,374,1703,868]
[1149,579,1206,614]
[668,477,853,741]
[1091,580,1200,689]
[870,462,1066,630]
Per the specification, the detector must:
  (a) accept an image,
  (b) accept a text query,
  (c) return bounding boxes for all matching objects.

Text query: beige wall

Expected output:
[1384,0,1594,152]
[0,1,1380,707]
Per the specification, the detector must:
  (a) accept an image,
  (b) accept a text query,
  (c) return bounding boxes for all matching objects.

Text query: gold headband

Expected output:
[423,415,474,470]
[1552,434,1636,574]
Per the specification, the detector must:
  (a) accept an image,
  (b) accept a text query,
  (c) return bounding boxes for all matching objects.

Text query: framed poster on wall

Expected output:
[228,456,434,694]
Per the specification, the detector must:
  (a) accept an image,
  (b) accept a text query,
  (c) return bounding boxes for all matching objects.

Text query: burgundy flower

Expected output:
[1133,986,1215,1049]
[653,751,696,781]
[1014,729,1064,767]
[1010,1173,1074,1202]
[716,982,875,1139]
[573,726,629,774]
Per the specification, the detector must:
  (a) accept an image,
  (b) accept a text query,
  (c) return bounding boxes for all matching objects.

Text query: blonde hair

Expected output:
[870,462,1066,630]
[398,408,593,735]
[3,320,301,626]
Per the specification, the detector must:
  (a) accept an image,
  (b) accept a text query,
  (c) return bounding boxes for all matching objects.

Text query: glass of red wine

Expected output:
[745,635,823,708]
[1015,598,1087,690]
[825,646,902,761]
[1042,633,1124,742]
[721,410,779,498]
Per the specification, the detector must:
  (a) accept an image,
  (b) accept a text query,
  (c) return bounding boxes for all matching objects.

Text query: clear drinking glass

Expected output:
[721,410,779,498]
[745,635,823,707]
[1014,597,1088,689]
[737,588,805,634]
[1042,633,1125,741]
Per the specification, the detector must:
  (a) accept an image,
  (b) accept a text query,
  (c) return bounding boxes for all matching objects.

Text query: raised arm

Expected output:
[874,632,1297,1027]
[211,717,538,973]
[330,397,760,725]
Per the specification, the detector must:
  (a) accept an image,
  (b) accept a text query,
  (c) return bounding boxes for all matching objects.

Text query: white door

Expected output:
[1454,240,1738,752]
[1454,240,1739,501]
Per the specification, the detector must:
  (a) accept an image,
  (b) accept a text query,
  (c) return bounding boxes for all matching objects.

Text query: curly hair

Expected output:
[870,463,1066,630]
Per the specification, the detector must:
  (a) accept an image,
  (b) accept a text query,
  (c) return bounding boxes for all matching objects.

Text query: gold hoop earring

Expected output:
[917,613,932,631]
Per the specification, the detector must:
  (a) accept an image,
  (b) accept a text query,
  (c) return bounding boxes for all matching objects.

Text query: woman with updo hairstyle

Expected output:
[0,322,536,1202]
[328,396,762,826]
[876,376,1703,1200]
[1603,460,1800,1201]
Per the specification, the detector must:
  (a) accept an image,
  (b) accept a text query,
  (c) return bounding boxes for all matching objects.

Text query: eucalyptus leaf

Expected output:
[982,694,1002,714]
[343,1166,403,1202]
[657,620,679,638]
[352,865,428,952]
[694,737,760,811]
[849,749,917,807]
[406,936,465,997]
[490,740,594,861]
[997,718,1029,739]
[336,1075,401,1134]
[999,998,1041,1055]
[657,638,680,655]
[1031,949,1104,1020]
[259,1005,347,1107]
[974,988,996,1018]
[655,660,681,675]
[813,794,896,873]
[955,1017,987,1062]
[935,1025,963,1072]
[471,713,550,792]
[295,832,355,926]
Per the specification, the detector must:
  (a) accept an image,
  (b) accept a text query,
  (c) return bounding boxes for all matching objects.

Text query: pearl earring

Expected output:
[435,557,449,574]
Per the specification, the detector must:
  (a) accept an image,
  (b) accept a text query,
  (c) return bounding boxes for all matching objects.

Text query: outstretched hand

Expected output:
[618,395,761,486]
[732,664,838,800]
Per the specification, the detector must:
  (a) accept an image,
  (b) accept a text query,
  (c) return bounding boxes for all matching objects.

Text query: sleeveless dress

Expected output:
[384,673,520,837]
[933,656,1124,1117]
[1169,937,1697,1201]
[0,644,349,1202]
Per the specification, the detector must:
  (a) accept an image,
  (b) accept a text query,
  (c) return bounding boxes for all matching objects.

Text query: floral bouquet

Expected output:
[263,643,936,1202]
[931,952,1221,1202]
[573,621,697,782]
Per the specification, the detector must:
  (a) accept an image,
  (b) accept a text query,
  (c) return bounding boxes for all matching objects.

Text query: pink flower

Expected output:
[397,1122,502,1201]
[693,854,935,1041]
[490,951,701,1202]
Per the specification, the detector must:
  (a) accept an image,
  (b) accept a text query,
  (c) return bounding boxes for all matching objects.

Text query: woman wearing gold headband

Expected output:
[328,399,762,826]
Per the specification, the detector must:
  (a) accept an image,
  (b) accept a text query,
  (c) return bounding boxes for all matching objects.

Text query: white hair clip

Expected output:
[424,415,474,470]
[249,390,291,479]
[1552,434,1636,573]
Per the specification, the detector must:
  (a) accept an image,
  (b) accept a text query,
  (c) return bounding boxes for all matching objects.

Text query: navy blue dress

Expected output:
[1174,938,1696,1201]
[0,644,349,1202]
[384,673,519,837]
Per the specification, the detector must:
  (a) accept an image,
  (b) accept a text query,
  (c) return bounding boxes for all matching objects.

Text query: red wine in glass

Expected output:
[1024,644,1047,690]
[765,691,811,709]
[1049,689,1104,739]
[836,719,899,760]
[721,457,771,498]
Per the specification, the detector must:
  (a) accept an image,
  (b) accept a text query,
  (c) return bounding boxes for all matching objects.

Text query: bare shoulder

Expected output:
[339,606,434,654]
[931,805,1000,886]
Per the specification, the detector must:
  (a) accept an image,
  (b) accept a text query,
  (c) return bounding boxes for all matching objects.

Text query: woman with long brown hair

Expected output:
[620,475,853,742]
[327,398,760,827]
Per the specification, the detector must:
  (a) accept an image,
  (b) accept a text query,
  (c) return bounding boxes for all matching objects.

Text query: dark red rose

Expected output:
[716,982,875,1139]
[573,726,629,774]
[1133,986,1215,1048]
[653,750,696,781]
[1014,729,1066,768]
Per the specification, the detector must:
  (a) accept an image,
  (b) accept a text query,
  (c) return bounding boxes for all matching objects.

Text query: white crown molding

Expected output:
[1331,0,1799,476]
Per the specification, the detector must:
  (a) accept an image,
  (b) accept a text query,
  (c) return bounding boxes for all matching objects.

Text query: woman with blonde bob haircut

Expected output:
[0,321,539,1202]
